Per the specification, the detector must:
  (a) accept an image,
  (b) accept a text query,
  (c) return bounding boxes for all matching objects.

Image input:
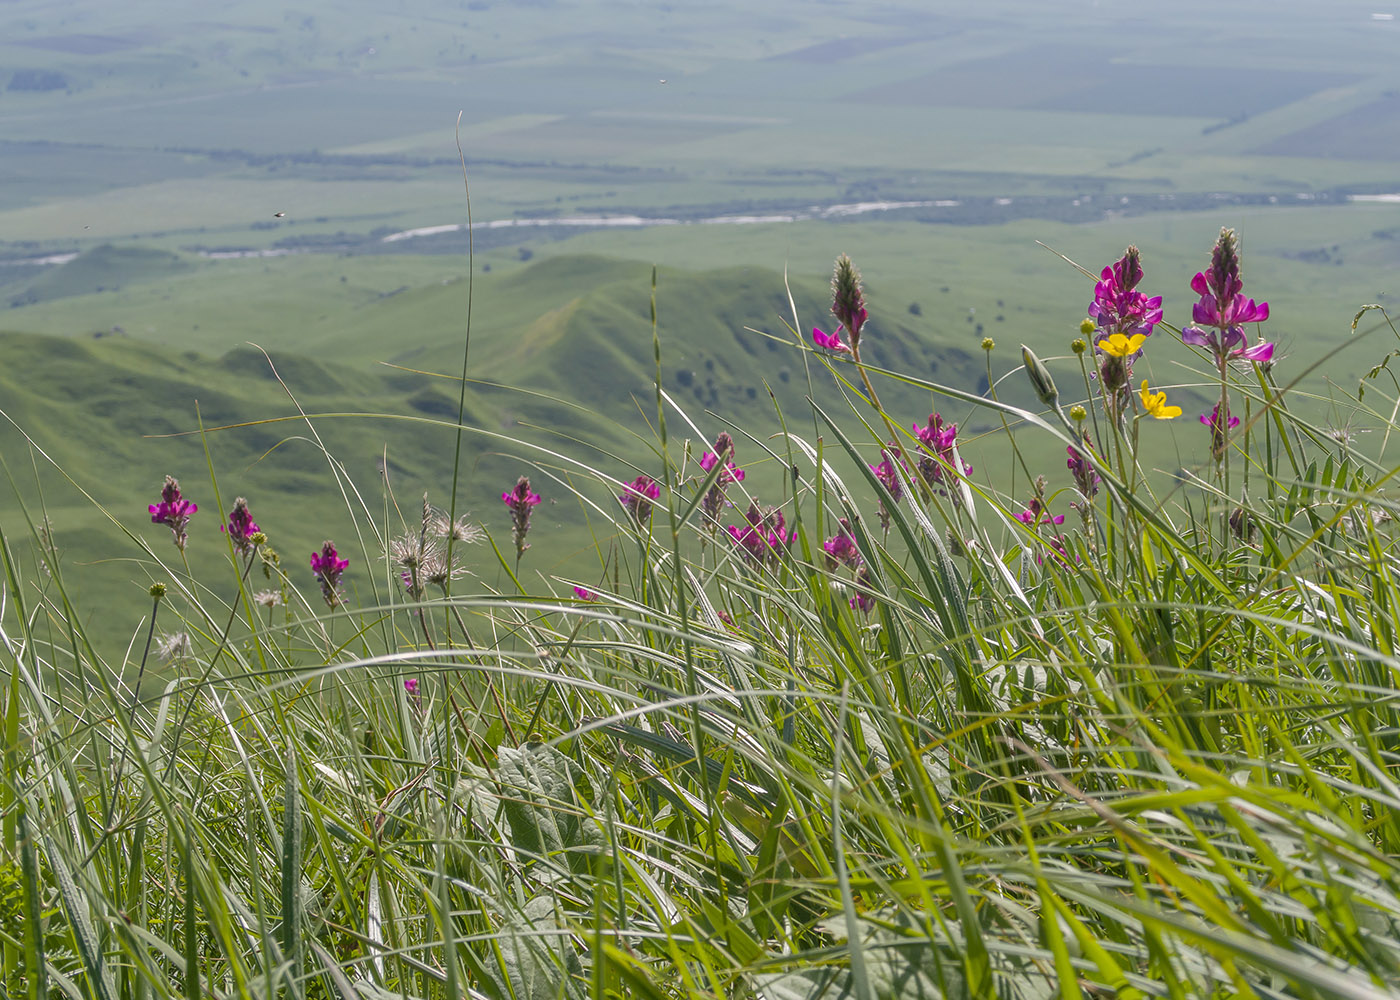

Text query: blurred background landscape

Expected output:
[2,0,1398,638]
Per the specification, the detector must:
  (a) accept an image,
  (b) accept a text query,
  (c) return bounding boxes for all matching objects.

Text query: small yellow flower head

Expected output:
[1071,338,1087,355]
[1069,404,1088,422]
[1139,380,1182,420]
[1079,317,1097,336]
[1100,332,1146,358]
[981,337,995,352]
[148,581,167,599]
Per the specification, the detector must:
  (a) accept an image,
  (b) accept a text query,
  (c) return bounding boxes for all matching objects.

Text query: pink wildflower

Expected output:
[221,497,260,555]
[502,476,541,559]
[1181,228,1273,365]
[149,475,197,552]
[620,474,661,526]
[310,540,349,607]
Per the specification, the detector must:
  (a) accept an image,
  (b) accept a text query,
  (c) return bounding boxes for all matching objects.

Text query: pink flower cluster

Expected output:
[700,432,745,525]
[1015,497,1064,528]
[620,474,661,526]
[149,476,197,552]
[913,413,971,489]
[822,519,861,570]
[502,476,541,558]
[310,540,349,606]
[1088,246,1163,353]
[823,519,873,615]
[222,497,259,555]
[1181,228,1273,365]
[727,501,793,567]
[812,254,867,353]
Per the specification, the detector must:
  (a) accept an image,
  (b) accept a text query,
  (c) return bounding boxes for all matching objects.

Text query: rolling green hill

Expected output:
[7,244,193,307]
[0,250,999,651]
[6,207,1396,655]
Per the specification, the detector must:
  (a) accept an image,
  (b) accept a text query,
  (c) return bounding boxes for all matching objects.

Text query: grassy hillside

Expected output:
[0,250,998,647]
[9,234,1400,1000]
[7,201,1400,648]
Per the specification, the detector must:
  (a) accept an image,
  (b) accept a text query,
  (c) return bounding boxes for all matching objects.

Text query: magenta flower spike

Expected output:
[149,475,197,552]
[221,497,260,555]
[812,254,867,353]
[310,540,349,606]
[913,413,972,490]
[1015,497,1065,527]
[1088,246,1163,353]
[823,518,862,570]
[1180,228,1273,366]
[1085,246,1163,397]
[619,474,661,526]
[1066,439,1100,499]
[830,254,868,346]
[404,677,423,713]
[699,432,745,526]
[502,475,541,559]
[869,447,906,504]
[573,586,597,602]
[700,434,745,486]
[727,501,793,568]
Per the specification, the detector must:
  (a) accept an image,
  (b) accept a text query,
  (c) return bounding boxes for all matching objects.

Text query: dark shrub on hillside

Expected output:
[9,69,68,91]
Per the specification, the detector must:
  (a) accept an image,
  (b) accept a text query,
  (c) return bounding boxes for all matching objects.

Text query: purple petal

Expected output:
[1236,298,1269,323]
[1192,300,1221,326]
[1236,341,1274,362]
[1181,326,1212,348]
[812,327,850,352]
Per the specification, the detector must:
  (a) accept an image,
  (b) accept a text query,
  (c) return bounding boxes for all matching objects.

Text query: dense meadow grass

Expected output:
[6,225,1400,999]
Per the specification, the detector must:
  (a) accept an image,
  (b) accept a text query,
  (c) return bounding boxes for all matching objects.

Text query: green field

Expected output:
[4,0,1400,645]
[5,0,1400,258]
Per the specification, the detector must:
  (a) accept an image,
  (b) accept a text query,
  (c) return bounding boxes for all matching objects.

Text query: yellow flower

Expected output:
[1139,380,1181,420]
[1100,332,1146,358]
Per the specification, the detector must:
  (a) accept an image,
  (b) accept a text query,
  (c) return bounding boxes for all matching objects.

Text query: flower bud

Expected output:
[1079,317,1096,336]
[1069,404,1087,422]
[830,254,867,346]
[1071,338,1087,355]
[149,581,167,599]
[1228,505,1256,543]
[981,337,995,352]
[1021,345,1059,406]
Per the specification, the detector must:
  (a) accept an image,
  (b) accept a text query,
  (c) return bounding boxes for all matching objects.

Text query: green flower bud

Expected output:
[1021,345,1059,407]
[149,582,167,599]
[1079,317,1096,336]
[1069,404,1087,422]
[981,337,995,352]
[1071,338,1087,355]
